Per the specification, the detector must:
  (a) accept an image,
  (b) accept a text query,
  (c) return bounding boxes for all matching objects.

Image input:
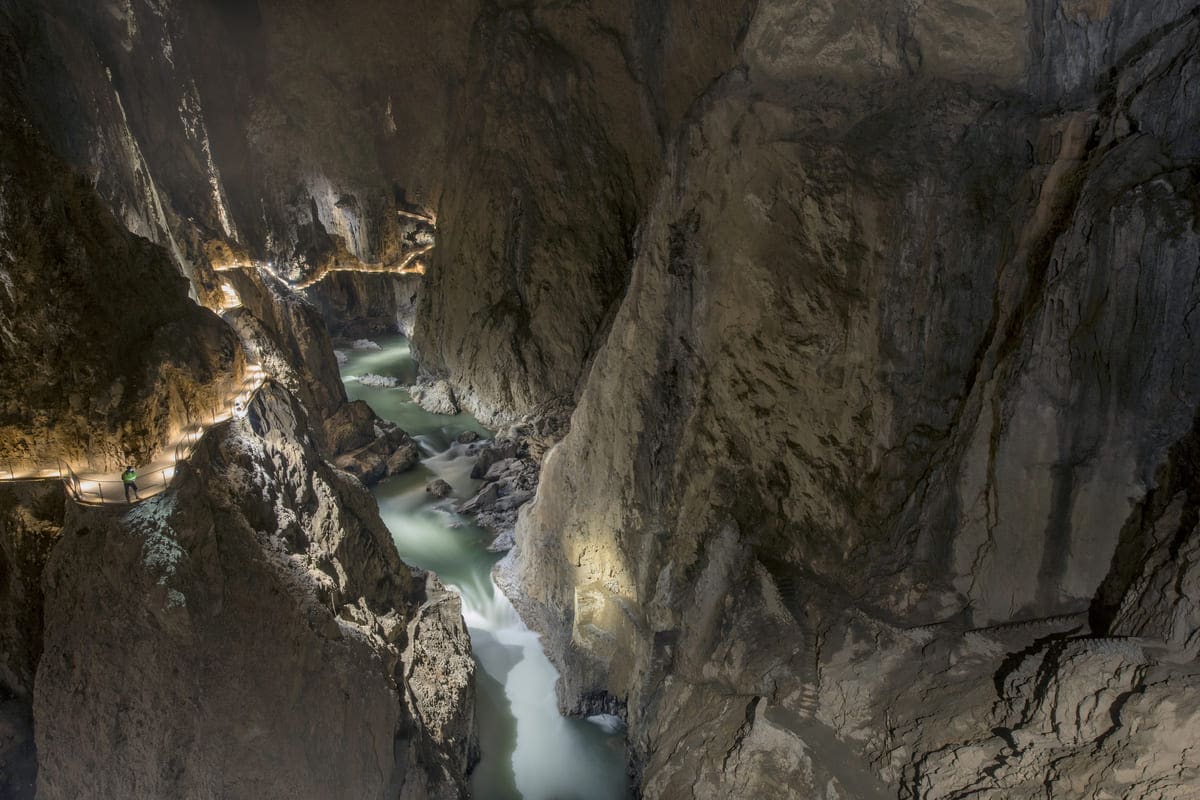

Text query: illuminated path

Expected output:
[290,243,432,290]
[212,251,429,291]
[212,203,436,291]
[0,361,268,507]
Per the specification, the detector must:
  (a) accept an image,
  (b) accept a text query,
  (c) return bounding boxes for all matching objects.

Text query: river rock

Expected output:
[458,482,500,516]
[328,401,420,486]
[409,379,460,416]
[482,458,518,483]
[455,430,480,445]
[356,373,401,389]
[469,440,521,480]
[426,479,453,499]
[486,530,516,554]
[459,448,539,548]
[386,442,421,476]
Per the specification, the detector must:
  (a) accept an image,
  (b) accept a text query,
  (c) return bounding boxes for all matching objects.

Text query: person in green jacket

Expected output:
[121,466,139,503]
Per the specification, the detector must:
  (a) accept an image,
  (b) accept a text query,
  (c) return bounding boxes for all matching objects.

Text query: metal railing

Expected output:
[1,457,71,484]
[60,462,179,506]
[0,373,270,507]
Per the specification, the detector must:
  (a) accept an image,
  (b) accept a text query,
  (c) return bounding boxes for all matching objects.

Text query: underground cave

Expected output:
[1,1,1199,799]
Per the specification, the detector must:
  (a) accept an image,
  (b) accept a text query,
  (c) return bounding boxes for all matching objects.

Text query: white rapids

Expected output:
[340,335,629,800]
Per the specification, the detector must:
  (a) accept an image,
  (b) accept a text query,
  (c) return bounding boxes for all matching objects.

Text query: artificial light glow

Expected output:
[219,283,242,309]
[396,207,437,225]
[291,242,433,290]
[1,354,268,505]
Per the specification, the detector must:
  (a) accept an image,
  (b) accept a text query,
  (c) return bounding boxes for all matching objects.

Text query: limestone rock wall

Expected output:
[32,385,474,799]
[219,267,418,483]
[6,0,1200,796]
[6,0,757,424]
[0,90,243,470]
[2,0,472,293]
[304,272,423,340]
[0,482,63,800]
[413,0,755,423]
[505,1,1200,797]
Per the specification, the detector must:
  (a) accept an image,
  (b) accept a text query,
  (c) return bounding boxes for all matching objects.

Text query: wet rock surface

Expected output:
[426,479,454,499]
[457,406,570,551]
[409,378,460,417]
[326,401,421,485]
[461,451,539,551]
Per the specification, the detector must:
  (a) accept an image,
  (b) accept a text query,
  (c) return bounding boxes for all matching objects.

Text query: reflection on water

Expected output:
[341,335,629,800]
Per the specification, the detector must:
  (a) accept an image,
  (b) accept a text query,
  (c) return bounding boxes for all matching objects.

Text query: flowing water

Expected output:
[339,335,629,800]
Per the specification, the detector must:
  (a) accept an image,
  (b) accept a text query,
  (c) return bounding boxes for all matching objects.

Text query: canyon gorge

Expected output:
[1,0,1199,798]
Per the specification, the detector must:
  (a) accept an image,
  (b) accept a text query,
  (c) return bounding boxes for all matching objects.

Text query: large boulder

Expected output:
[425,479,453,499]
[459,441,540,548]
[409,379,459,417]
[327,402,421,487]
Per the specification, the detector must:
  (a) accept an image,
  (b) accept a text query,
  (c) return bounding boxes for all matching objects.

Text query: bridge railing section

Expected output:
[0,374,269,506]
[61,462,180,506]
[1,458,69,483]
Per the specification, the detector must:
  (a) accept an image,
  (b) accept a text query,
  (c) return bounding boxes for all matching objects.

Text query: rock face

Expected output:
[222,267,416,482]
[3,0,756,428]
[305,272,423,339]
[31,385,474,799]
[412,0,756,423]
[5,0,751,423]
[2,0,472,294]
[329,403,422,485]
[402,574,479,782]
[6,0,1200,797]
[2,10,480,796]
[0,483,64,800]
[409,378,460,417]
[500,1,1200,797]
[0,103,243,469]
